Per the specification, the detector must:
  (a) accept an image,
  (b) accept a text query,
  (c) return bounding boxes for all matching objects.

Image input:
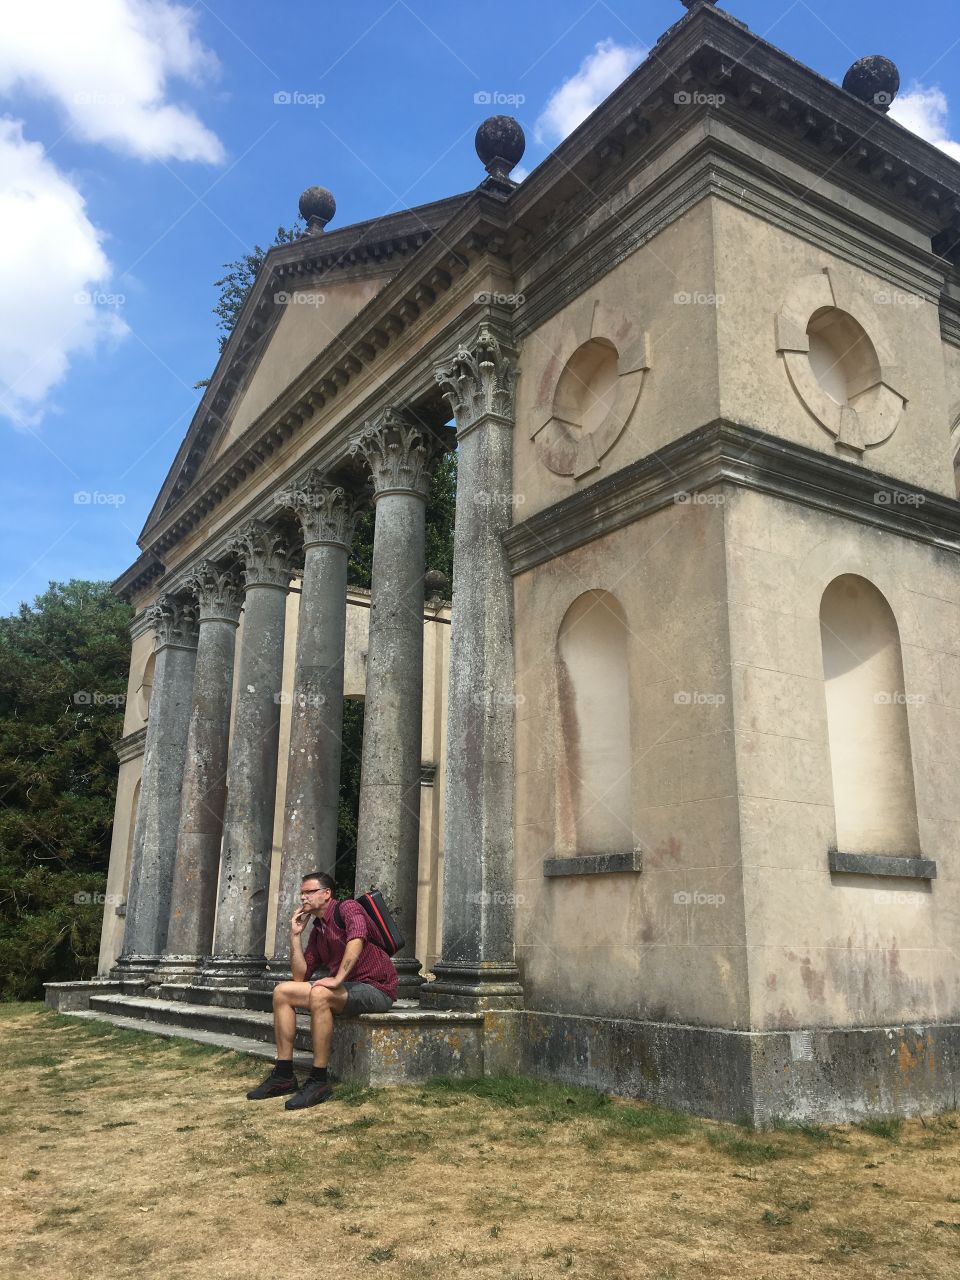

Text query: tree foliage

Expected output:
[0,581,133,999]
[213,224,303,352]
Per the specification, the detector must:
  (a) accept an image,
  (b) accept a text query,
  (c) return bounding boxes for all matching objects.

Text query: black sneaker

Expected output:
[246,1069,299,1100]
[284,1077,333,1110]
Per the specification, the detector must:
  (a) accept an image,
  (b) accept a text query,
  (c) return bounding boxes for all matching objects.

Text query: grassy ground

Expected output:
[1,1004,959,1279]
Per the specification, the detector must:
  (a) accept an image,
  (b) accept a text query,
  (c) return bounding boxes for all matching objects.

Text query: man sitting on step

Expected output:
[246,871,398,1109]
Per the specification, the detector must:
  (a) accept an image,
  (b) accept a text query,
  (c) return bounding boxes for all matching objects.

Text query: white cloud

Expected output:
[0,2,225,427]
[0,120,128,428]
[889,85,960,164]
[0,0,224,163]
[534,39,646,146]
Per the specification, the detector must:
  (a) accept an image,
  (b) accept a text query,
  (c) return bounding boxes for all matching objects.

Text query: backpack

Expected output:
[333,889,404,957]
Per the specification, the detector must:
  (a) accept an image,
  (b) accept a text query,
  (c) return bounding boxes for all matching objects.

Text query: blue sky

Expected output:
[0,0,957,614]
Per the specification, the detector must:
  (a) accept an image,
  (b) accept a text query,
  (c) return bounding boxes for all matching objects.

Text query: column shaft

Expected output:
[352,414,442,997]
[203,521,295,984]
[114,597,198,978]
[421,324,524,1010]
[272,543,348,950]
[161,562,242,978]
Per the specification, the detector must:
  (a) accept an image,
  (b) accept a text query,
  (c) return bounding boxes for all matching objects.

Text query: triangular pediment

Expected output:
[140,194,469,539]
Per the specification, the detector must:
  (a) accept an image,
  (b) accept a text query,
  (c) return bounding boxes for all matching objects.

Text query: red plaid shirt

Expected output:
[302,900,398,1000]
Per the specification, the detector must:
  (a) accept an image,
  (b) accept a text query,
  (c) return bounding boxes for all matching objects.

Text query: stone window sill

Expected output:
[828,851,937,880]
[543,850,642,877]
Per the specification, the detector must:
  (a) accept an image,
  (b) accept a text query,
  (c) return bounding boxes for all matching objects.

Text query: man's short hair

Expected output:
[302,871,336,894]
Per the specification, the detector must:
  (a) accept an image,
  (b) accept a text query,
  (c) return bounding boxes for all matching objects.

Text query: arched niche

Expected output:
[137,651,155,721]
[556,590,633,853]
[819,574,920,855]
[123,778,142,898]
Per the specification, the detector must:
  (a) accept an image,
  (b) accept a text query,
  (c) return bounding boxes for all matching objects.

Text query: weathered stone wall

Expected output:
[713,200,953,496]
[726,484,960,1031]
[512,199,720,524]
[512,502,748,1026]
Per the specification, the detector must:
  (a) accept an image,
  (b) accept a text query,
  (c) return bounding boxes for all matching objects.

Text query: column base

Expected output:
[197,956,268,987]
[152,955,204,984]
[394,956,424,1001]
[420,961,524,1011]
[248,962,292,992]
[110,954,164,982]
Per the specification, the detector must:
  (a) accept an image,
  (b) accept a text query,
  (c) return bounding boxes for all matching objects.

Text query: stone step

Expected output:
[65,1009,314,1070]
[83,992,486,1084]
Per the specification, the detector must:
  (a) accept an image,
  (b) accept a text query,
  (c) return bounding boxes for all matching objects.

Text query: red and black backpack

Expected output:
[333,889,404,956]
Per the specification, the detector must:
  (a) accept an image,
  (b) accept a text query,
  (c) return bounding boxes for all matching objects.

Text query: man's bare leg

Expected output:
[272,981,313,1058]
[308,984,348,1067]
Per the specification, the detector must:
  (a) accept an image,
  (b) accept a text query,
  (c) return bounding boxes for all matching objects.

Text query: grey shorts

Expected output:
[341,981,394,1015]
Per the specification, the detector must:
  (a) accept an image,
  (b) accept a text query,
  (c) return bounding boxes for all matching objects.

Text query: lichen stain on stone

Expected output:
[897,1032,933,1079]
[799,955,826,1003]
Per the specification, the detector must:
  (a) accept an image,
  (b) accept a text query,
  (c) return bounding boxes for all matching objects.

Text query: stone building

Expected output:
[48,0,960,1123]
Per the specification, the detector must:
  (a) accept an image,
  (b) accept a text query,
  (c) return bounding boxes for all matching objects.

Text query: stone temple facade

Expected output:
[47,0,960,1123]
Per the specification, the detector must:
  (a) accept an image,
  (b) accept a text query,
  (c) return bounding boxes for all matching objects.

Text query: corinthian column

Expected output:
[159,561,244,980]
[114,595,199,979]
[420,323,524,1010]
[271,473,362,966]
[202,520,298,985]
[351,411,444,997]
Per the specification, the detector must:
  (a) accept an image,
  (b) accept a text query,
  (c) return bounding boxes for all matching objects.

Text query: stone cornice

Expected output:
[114,551,164,603]
[941,290,960,349]
[115,726,148,764]
[503,421,960,576]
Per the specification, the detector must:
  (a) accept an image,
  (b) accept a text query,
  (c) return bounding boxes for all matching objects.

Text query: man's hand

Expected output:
[291,906,311,938]
[312,975,343,990]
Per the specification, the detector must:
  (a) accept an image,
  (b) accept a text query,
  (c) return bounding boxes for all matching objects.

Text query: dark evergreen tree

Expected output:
[0,581,133,998]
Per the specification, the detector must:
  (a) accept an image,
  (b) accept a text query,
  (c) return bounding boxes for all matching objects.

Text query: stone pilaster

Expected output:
[159,561,244,980]
[114,595,199,979]
[202,520,298,985]
[270,473,363,968]
[421,324,524,1009]
[351,411,445,997]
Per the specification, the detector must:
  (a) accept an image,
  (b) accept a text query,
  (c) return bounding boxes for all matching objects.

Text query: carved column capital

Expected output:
[228,519,298,589]
[146,594,199,651]
[435,323,518,438]
[278,471,364,550]
[182,559,244,623]
[351,410,445,500]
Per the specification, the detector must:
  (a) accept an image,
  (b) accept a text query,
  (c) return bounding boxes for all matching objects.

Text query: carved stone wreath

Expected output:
[531,300,650,478]
[775,268,907,454]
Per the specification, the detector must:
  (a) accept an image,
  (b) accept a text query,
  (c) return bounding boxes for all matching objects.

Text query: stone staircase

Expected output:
[44,980,490,1084]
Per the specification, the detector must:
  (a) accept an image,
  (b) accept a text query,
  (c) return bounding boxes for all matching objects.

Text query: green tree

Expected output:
[0,581,133,999]
[213,224,303,352]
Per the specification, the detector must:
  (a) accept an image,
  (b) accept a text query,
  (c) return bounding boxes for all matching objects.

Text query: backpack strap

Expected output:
[333,901,345,931]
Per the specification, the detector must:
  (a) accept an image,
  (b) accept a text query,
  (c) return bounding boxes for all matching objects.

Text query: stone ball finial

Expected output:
[842,56,900,113]
[424,568,450,601]
[298,185,336,233]
[475,116,525,187]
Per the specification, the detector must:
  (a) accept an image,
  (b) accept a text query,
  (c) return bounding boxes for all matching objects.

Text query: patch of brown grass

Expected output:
[1,1004,959,1279]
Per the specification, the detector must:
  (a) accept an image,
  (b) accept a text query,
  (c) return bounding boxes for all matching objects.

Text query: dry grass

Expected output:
[1,1003,959,1279]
